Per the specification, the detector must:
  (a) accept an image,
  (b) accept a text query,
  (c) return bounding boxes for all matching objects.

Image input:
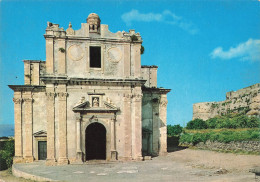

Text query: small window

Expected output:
[90,46,101,68]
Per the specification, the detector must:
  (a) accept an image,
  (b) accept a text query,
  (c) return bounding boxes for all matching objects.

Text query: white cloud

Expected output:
[121,9,198,34]
[210,39,260,62]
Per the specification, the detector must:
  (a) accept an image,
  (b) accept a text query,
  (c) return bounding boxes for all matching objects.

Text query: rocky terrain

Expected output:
[193,83,260,120]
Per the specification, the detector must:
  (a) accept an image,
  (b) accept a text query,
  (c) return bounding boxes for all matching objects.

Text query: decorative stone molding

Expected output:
[58,92,68,100]
[13,98,23,104]
[133,94,143,102]
[68,44,84,61]
[106,47,122,63]
[160,99,168,107]
[123,94,132,101]
[46,92,56,100]
[66,22,75,35]
[76,115,82,122]
[89,115,98,122]
[110,115,116,122]
[23,98,34,103]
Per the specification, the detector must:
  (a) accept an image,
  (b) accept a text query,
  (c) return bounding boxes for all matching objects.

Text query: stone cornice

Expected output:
[141,65,158,68]
[8,85,46,92]
[142,87,171,94]
[73,107,118,113]
[41,76,146,86]
[23,60,46,63]
[44,35,142,44]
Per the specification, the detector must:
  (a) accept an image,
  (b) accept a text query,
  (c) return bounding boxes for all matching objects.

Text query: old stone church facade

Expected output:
[9,13,170,165]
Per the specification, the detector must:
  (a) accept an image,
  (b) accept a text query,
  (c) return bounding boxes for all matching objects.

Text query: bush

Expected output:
[0,139,14,170]
[167,124,183,136]
[180,128,260,145]
[204,114,260,129]
[186,119,207,129]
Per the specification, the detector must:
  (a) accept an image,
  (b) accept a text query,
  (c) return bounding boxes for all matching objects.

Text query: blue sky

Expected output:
[0,1,259,136]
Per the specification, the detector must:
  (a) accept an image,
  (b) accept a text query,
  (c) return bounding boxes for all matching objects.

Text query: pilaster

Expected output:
[58,39,66,75]
[23,93,34,163]
[46,38,54,74]
[124,44,130,77]
[159,95,168,155]
[123,93,132,160]
[110,115,117,160]
[57,89,69,165]
[76,114,83,163]
[134,44,141,78]
[13,92,23,163]
[46,88,56,165]
[132,92,143,160]
[152,96,160,156]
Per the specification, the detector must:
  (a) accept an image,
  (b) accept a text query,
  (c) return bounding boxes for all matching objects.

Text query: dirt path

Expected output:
[167,148,260,172]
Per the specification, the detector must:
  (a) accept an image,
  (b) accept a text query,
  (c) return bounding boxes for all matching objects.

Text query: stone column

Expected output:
[23,94,34,163]
[123,93,132,160]
[13,93,23,163]
[76,114,83,163]
[133,93,143,160]
[58,91,69,165]
[159,95,168,155]
[110,115,117,160]
[46,91,56,165]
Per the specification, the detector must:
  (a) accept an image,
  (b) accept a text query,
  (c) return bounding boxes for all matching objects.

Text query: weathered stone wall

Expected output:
[193,83,260,120]
[141,66,158,88]
[194,140,260,153]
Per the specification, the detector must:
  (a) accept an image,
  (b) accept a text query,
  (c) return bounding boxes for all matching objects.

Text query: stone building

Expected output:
[193,83,260,121]
[9,13,170,165]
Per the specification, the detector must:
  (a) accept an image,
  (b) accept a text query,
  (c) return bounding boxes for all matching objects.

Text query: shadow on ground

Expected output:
[167,136,187,153]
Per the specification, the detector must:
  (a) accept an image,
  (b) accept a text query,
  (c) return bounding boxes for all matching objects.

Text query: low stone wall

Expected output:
[191,141,260,153]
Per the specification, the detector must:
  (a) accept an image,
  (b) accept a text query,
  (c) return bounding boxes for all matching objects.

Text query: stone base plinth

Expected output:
[118,156,132,161]
[159,151,168,156]
[143,156,152,160]
[24,156,34,163]
[110,151,117,161]
[75,152,83,164]
[13,156,24,163]
[58,157,69,165]
[135,156,143,161]
[46,158,56,166]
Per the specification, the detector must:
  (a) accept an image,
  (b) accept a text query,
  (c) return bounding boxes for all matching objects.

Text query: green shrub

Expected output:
[186,119,207,129]
[180,128,260,145]
[167,124,183,136]
[205,114,260,129]
[206,118,217,129]
[0,139,14,170]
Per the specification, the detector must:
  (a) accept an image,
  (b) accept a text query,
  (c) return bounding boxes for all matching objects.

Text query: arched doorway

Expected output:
[85,122,106,160]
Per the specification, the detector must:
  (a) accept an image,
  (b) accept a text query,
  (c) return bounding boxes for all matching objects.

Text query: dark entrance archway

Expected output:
[85,122,106,160]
